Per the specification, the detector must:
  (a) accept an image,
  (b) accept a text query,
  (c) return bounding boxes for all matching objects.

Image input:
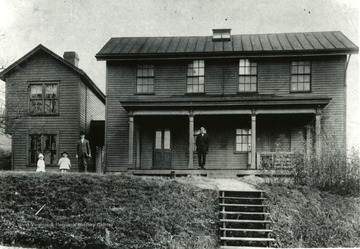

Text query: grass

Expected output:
[0,172,219,249]
[262,184,360,248]
[1,172,359,248]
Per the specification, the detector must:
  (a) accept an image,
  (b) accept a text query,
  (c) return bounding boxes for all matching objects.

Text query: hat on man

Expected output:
[38,153,44,159]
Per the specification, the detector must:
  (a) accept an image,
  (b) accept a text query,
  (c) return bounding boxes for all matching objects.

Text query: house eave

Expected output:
[96,49,357,61]
[120,95,332,112]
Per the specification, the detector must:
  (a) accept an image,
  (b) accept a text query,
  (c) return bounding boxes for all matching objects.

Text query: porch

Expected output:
[121,95,330,175]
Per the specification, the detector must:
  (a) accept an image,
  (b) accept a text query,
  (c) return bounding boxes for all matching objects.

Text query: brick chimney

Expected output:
[63,51,79,67]
[212,29,231,41]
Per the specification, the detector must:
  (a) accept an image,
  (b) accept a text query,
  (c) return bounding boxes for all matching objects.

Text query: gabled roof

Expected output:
[0,44,105,104]
[96,31,358,60]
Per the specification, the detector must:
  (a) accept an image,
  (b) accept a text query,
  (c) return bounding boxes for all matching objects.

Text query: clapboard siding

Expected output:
[312,56,346,145]
[79,81,87,134]
[105,62,134,172]
[5,50,104,171]
[155,62,186,95]
[105,55,347,171]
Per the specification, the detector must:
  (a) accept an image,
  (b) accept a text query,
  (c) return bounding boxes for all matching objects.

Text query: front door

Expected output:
[153,129,172,169]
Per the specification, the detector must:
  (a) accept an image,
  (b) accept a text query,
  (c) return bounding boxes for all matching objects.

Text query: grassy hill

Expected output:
[0,172,359,248]
[0,173,219,249]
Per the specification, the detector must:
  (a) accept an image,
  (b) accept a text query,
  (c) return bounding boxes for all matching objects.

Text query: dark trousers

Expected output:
[197,151,207,168]
[78,155,88,172]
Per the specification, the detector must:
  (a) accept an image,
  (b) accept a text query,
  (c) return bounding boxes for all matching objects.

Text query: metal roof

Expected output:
[96,31,358,60]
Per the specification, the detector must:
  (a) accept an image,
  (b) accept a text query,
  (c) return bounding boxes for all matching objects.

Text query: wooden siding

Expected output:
[5,51,80,170]
[79,81,87,135]
[312,56,346,146]
[106,55,347,170]
[105,62,134,172]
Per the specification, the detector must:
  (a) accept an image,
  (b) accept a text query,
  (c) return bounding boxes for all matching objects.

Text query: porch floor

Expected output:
[129,168,292,178]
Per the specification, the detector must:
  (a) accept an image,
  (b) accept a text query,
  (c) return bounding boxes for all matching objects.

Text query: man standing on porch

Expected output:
[196,127,209,169]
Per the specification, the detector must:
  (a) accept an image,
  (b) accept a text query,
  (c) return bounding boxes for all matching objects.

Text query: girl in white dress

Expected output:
[36,153,45,172]
[58,151,71,173]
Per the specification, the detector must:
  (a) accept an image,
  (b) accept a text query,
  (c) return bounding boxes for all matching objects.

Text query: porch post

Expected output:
[136,125,140,168]
[188,114,194,168]
[128,114,134,165]
[315,109,322,156]
[306,125,312,160]
[251,113,257,169]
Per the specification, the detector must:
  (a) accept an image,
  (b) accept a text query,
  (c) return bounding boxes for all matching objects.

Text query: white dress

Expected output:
[58,157,71,170]
[36,159,46,172]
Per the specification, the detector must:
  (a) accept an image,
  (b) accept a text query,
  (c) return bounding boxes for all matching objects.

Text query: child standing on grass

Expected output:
[36,153,45,172]
[58,151,71,173]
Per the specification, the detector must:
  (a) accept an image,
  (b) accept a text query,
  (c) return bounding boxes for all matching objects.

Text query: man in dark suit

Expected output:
[196,127,209,169]
[76,131,91,172]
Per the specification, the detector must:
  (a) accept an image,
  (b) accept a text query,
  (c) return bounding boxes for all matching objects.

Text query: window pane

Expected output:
[155,130,162,149]
[245,84,250,92]
[45,85,57,98]
[199,68,204,76]
[251,84,257,92]
[45,100,58,114]
[298,83,304,91]
[198,85,204,92]
[304,75,310,83]
[304,83,310,91]
[238,84,245,92]
[30,100,43,114]
[30,85,43,99]
[164,129,171,149]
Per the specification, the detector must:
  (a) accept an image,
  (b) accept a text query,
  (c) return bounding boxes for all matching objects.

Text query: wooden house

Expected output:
[0,45,105,172]
[96,30,358,176]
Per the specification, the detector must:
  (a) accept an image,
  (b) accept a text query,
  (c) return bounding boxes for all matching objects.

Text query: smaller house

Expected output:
[0,44,105,172]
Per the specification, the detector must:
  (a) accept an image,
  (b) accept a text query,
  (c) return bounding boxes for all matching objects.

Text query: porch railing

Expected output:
[257,152,302,169]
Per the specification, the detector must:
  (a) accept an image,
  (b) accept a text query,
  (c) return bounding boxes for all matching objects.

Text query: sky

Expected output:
[0,0,359,148]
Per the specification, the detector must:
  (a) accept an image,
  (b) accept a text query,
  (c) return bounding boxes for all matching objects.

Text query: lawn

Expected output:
[0,172,219,249]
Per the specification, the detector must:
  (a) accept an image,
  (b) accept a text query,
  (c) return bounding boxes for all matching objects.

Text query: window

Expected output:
[187,60,205,93]
[235,129,251,152]
[29,134,58,165]
[29,83,58,115]
[291,61,311,92]
[239,59,257,92]
[136,65,154,93]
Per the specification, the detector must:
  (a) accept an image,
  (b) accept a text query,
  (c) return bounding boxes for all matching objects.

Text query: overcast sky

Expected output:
[0,0,359,148]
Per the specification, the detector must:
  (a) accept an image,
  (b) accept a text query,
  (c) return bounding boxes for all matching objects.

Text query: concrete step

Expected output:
[220,219,271,223]
[221,237,275,242]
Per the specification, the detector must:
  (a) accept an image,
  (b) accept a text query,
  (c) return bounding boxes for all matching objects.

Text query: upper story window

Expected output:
[235,128,251,152]
[136,64,154,93]
[29,82,58,115]
[291,61,311,92]
[187,60,205,93]
[239,59,257,92]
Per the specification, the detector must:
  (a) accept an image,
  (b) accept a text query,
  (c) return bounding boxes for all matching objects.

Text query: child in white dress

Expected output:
[36,153,46,172]
[58,151,71,173]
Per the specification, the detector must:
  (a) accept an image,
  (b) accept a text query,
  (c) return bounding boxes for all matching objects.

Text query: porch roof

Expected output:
[120,94,331,112]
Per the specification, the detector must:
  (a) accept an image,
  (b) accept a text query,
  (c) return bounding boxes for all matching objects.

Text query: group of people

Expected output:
[36,131,91,173]
[36,126,210,173]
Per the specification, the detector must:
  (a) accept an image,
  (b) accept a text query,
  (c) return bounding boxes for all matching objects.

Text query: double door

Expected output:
[153,129,172,168]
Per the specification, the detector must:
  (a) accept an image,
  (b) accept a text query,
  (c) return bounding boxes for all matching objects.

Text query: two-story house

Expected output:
[0,44,106,172]
[97,29,358,176]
